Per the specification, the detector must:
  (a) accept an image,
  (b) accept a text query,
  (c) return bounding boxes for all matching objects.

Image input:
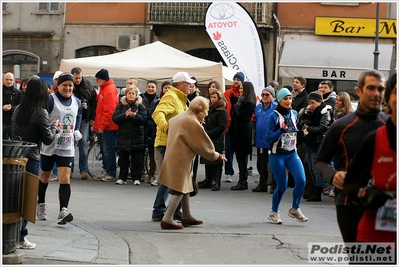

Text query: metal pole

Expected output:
[373,3,380,70]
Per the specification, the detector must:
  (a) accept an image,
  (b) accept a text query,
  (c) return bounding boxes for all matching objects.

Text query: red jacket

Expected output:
[93,79,119,132]
[223,85,240,123]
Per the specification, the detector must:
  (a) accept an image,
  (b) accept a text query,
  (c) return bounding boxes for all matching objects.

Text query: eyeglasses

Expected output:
[261,93,271,97]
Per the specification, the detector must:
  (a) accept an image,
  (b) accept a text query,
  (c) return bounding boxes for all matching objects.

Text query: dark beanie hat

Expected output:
[95,69,109,81]
[309,92,322,102]
[233,72,245,83]
[191,76,198,87]
[57,72,74,85]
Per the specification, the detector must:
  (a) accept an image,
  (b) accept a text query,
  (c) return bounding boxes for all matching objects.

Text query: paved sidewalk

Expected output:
[3,150,343,265]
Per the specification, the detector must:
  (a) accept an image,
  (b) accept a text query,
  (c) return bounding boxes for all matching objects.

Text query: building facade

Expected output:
[2,2,397,94]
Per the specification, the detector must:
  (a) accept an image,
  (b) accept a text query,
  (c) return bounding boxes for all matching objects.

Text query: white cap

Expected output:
[172,72,196,84]
[53,71,63,80]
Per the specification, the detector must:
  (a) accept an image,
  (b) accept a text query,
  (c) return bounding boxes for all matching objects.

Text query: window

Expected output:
[37,2,61,13]
[3,2,8,14]
[321,2,360,6]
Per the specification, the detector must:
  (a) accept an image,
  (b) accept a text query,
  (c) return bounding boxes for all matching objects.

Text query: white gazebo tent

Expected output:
[59,41,236,89]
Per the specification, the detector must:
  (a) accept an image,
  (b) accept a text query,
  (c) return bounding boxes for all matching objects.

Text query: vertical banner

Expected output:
[205,2,265,98]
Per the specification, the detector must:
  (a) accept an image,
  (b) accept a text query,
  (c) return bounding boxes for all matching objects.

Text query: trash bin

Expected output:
[2,138,36,255]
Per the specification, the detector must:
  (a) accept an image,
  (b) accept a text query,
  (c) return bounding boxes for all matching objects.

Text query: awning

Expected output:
[279,39,394,80]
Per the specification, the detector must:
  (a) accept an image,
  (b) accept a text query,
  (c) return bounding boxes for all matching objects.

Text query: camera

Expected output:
[82,99,88,110]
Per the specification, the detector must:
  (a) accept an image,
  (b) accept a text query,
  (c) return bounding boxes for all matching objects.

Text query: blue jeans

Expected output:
[152,146,181,218]
[100,131,117,177]
[77,120,90,173]
[305,149,324,188]
[3,124,12,140]
[21,159,40,242]
[224,130,235,175]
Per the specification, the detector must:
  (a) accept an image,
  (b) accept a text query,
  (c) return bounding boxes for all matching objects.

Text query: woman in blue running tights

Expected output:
[265,88,308,224]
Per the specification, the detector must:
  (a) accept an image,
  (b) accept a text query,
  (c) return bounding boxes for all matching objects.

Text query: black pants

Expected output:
[336,205,364,242]
[118,150,143,181]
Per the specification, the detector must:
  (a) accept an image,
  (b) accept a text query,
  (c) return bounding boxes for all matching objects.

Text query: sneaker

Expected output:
[50,174,58,181]
[288,208,308,223]
[225,175,232,183]
[57,207,74,225]
[151,179,159,186]
[115,179,127,185]
[252,185,268,192]
[80,171,88,179]
[37,203,47,220]
[102,175,116,182]
[134,180,141,185]
[329,191,335,198]
[323,187,333,195]
[152,212,165,221]
[151,216,163,221]
[94,171,107,181]
[268,211,282,224]
[148,176,155,184]
[173,211,182,221]
[18,238,36,249]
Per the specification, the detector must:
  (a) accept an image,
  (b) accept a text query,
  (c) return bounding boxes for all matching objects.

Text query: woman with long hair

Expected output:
[198,89,228,191]
[12,77,60,249]
[333,92,354,120]
[229,81,256,190]
[207,80,222,96]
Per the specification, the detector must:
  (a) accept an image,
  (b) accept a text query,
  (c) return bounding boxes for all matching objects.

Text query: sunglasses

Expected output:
[261,93,271,97]
[321,80,330,85]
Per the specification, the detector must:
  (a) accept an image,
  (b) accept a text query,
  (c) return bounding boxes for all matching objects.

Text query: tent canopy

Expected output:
[59,41,236,87]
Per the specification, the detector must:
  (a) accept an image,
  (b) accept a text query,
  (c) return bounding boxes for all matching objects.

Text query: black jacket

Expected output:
[112,96,147,151]
[292,89,308,112]
[11,106,57,161]
[139,92,160,146]
[299,102,332,147]
[230,97,256,157]
[73,78,97,122]
[314,104,388,206]
[201,100,227,166]
[3,85,23,125]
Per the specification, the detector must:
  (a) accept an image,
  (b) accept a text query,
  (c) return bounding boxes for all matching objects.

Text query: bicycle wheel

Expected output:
[87,139,103,178]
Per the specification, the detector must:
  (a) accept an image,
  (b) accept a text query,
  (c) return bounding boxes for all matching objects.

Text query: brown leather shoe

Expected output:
[160,221,184,229]
[80,172,88,179]
[252,185,268,192]
[181,219,203,227]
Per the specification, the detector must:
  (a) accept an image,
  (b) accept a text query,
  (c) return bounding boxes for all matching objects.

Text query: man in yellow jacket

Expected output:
[151,71,194,221]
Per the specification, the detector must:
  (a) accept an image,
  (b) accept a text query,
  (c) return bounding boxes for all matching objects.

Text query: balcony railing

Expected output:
[148,2,272,26]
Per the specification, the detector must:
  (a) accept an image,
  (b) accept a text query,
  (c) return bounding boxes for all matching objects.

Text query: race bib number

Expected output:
[375,194,396,232]
[280,132,297,151]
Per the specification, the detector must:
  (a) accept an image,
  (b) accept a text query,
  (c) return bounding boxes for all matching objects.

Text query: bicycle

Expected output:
[87,133,150,178]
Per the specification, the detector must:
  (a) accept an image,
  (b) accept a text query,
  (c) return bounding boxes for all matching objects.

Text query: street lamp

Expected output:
[373,2,380,70]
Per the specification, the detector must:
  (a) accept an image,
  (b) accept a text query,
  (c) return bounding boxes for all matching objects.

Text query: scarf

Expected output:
[333,107,346,120]
[291,88,304,101]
